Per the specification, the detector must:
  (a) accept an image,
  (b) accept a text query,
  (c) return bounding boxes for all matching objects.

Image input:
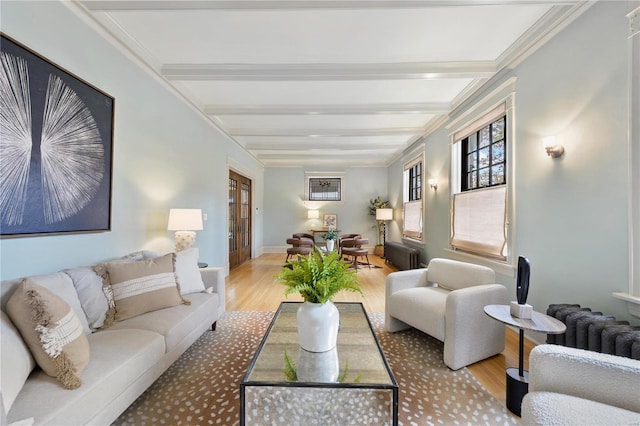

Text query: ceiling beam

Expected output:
[83,1,580,11]
[205,103,449,115]
[161,62,495,81]
[229,128,425,137]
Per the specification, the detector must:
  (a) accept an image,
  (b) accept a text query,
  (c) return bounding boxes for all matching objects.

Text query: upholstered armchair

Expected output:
[340,238,370,270]
[385,258,507,370]
[292,233,315,245]
[285,235,314,261]
[522,345,640,425]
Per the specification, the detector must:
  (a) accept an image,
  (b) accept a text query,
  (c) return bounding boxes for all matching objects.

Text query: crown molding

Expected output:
[497,2,596,70]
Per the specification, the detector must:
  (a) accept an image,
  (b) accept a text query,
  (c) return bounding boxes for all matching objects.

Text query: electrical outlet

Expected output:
[203,213,208,221]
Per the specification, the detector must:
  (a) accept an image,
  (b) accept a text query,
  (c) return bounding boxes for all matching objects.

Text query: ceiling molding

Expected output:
[497,2,596,70]
[83,1,580,11]
[229,127,425,137]
[161,62,496,81]
[204,103,450,115]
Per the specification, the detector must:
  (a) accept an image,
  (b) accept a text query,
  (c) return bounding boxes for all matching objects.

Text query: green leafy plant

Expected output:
[369,196,391,246]
[278,248,363,304]
[283,350,363,383]
[322,228,339,241]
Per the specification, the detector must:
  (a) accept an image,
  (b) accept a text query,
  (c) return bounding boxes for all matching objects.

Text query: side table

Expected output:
[483,304,566,417]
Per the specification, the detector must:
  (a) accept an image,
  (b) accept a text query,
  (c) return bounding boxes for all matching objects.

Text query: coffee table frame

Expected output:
[240,302,398,425]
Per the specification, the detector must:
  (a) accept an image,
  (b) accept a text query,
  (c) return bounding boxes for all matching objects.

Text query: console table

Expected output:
[484,304,566,417]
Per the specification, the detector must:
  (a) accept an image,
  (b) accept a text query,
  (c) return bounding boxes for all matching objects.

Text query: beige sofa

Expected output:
[0,251,225,425]
[521,344,640,425]
[385,258,507,370]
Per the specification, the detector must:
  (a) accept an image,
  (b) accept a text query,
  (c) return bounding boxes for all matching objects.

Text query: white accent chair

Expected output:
[385,258,507,370]
[522,344,640,425]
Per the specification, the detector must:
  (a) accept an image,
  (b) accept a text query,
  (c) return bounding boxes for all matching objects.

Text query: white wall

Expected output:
[263,167,388,249]
[389,1,635,322]
[0,1,264,279]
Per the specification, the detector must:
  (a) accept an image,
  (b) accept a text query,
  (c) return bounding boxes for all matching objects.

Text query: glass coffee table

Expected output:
[240,302,398,425]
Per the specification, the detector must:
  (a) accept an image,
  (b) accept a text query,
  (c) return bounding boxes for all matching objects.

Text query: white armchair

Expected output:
[522,345,640,425]
[385,258,507,370]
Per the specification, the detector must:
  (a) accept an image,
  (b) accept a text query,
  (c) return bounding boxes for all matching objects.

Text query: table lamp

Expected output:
[168,208,203,251]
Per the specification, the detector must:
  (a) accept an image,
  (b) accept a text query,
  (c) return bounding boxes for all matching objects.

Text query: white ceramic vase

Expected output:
[326,239,335,252]
[297,301,340,352]
[297,347,339,382]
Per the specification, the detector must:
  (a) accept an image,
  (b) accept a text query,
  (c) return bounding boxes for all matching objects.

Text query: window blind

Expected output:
[403,200,422,239]
[451,185,506,259]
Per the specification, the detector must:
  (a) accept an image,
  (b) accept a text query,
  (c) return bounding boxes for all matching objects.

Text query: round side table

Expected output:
[484,304,566,417]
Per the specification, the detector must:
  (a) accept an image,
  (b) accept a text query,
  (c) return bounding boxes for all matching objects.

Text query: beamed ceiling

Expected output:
[78,0,593,167]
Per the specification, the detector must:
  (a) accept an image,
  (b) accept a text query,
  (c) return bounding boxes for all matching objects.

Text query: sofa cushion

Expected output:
[387,286,448,341]
[108,292,218,353]
[96,253,184,322]
[427,258,495,291]
[6,280,90,389]
[0,312,35,413]
[5,329,165,425]
[175,248,205,295]
[522,391,640,426]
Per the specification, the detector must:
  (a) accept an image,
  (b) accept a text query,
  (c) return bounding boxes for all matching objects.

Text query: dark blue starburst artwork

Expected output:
[0,34,113,237]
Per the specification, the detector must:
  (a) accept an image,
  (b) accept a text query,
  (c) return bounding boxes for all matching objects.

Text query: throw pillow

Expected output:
[175,248,206,295]
[0,312,35,413]
[95,253,186,323]
[63,266,110,331]
[6,280,90,389]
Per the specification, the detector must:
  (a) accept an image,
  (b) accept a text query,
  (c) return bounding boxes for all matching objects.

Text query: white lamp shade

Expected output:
[168,209,203,231]
[307,209,320,219]
[376,208,393,221]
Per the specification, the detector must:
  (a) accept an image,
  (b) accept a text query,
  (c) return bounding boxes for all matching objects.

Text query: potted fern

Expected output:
[278,248,363,352]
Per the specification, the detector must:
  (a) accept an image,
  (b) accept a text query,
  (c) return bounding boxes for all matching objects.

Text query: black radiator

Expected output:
[546,303,640,360]
[384,241,420,270]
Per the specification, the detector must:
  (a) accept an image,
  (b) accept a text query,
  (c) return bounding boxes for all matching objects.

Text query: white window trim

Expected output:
[448,82,516,270]
[304,171,345,203]
[402,147,425,243]
[613,4,640,317]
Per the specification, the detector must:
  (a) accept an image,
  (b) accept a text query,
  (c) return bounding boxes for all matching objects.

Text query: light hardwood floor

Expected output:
[226,253,535,407]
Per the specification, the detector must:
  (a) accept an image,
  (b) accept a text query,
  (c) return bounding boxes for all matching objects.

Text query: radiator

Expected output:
[546,304,640,360]
[384,241,420,270]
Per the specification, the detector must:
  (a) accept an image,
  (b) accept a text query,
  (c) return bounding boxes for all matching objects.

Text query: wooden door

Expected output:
[229,170,252,269]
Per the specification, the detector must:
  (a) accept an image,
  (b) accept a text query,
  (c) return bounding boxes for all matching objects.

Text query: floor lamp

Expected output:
[376,208,393,257]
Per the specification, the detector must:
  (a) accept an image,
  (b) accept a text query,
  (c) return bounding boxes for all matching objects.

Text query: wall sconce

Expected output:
[428,179,438,190]
[307,209,319,219]
[543,136,565,158]
[167,208,203,251]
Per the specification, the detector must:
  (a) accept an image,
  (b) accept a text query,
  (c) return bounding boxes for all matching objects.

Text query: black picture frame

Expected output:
[1,34,114,238]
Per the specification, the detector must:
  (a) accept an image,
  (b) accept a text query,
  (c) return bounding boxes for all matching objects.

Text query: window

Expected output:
[305,172,344,202]
[450,102,509,261]
[309,177,341,201]
[461,117,506,191]
[403,155,423,240]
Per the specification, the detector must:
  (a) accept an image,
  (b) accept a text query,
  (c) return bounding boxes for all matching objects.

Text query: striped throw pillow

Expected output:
[96,253,185,323]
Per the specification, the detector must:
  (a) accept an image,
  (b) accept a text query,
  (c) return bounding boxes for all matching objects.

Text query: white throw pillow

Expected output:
[64,266,109,331]
[0,312,35,414]
[175,248,205,295]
